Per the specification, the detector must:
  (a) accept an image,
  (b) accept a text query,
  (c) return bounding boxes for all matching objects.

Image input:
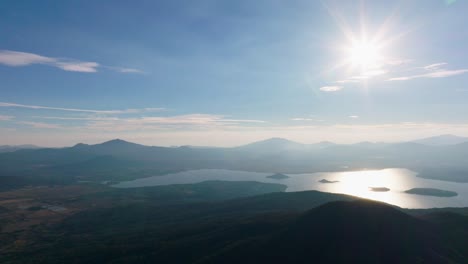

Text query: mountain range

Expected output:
[0,144,40,153]
[1,135,468,190]
[411,134,468,146]
[1,137,468,263]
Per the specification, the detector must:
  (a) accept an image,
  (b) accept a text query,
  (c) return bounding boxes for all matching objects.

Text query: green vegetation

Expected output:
[369,187,390,192]
[405,188,458,197]
[319,179,340,183]
[0,181,467,263]
[266,173,289,179]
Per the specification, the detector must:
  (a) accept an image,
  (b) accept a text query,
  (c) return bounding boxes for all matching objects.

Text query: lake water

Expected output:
[113,168,468,209]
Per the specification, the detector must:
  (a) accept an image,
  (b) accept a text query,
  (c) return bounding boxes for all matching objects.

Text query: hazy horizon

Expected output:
[1,133,467,148]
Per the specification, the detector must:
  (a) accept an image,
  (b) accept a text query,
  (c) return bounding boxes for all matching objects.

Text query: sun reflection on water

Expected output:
[115,168,467,209]
[319,169,420,207]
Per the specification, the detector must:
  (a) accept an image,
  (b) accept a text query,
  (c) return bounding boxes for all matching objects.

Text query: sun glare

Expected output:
[347,41,383,69]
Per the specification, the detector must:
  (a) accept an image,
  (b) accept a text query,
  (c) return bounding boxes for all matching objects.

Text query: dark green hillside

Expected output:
[207,200,448,264]
[405,188,458,197]
[1,185,467,264]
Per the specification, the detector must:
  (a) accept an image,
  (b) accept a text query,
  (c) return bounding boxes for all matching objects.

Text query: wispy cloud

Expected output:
[114,67,145,74]
[92,115,263,124]
[18,121,64,129]
[387,62,468,81]
[0,115,14,121]
[335,69,388,84]
[33,116,119,121]
[320,86,343,92]
[335,79,359,84]
[218,119,265,123]
[0,102,164,114]
[55,61,99,73]
[0,50,142,74]
[425,69,468,78]
[349,115,359,119]
[388,68,468,81]
[27,114,265,132]
[0,51,54,66]
[354,69,387,79]
[385,59,413,66]
[423,62,447,71]
[291,118,324,122]
[87,114,264,129]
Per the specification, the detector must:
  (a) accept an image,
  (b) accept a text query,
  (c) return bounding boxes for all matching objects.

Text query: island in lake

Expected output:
[369,187,390,192]
[266,173,290,180]
[404,188,458,197]
[319,179,340,184]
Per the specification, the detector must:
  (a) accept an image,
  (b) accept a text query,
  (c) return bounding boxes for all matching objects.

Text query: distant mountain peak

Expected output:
[0,144,41,153]
[72,143,89,148]
[237,137,306,152]
[270,137,289,140]
[248,137,300,145]
[412,134,468,146]
[317,140,334,145]
[99,139,139,146]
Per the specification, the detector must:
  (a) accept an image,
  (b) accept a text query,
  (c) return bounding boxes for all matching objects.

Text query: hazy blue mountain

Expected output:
[235,137,310,153]
[0,144,41,153]
[2,137,468,187]
[412,134,468,146]
[310,140,337,148]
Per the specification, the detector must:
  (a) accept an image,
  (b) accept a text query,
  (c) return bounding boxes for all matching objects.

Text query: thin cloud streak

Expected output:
[0,50,54,66]
[85,114,265,131]
[388,69,468,81]
[0,50,142,74]
[55,61,99,73]
[423,62,447,71]
[385,59,413,66]
[291,118,324,122]
[33,116,120,121]
[320,86,343,92]
[0,102,165,114]
[29,114,265,132]
[335,79,359,84]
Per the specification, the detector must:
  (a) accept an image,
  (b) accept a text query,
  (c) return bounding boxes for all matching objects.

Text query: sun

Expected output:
[346,40,383,69]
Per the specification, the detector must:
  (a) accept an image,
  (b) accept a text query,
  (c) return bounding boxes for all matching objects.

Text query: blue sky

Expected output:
[1,0,468,146]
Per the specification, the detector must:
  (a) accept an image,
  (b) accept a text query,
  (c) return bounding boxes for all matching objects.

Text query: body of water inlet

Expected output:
[112,168,468,209]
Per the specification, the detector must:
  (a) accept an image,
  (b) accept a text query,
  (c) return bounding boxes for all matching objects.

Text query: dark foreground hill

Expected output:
[205,200,460,264]
[1,184,467,264]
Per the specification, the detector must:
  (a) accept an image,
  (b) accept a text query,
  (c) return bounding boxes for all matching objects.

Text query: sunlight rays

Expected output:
[346,40,383,69]
[319,1,411,85]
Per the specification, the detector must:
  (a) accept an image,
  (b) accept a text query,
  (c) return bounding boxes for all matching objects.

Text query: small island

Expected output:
[369,187,390,192]
[266,173,290,180]
[404,188,458,197]
[319,179,340,184]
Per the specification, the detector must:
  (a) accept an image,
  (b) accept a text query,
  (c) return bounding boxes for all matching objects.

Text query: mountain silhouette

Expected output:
[205,200,454,264]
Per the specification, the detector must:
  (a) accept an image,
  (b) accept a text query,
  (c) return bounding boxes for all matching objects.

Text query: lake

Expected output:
[113,168,468,209]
